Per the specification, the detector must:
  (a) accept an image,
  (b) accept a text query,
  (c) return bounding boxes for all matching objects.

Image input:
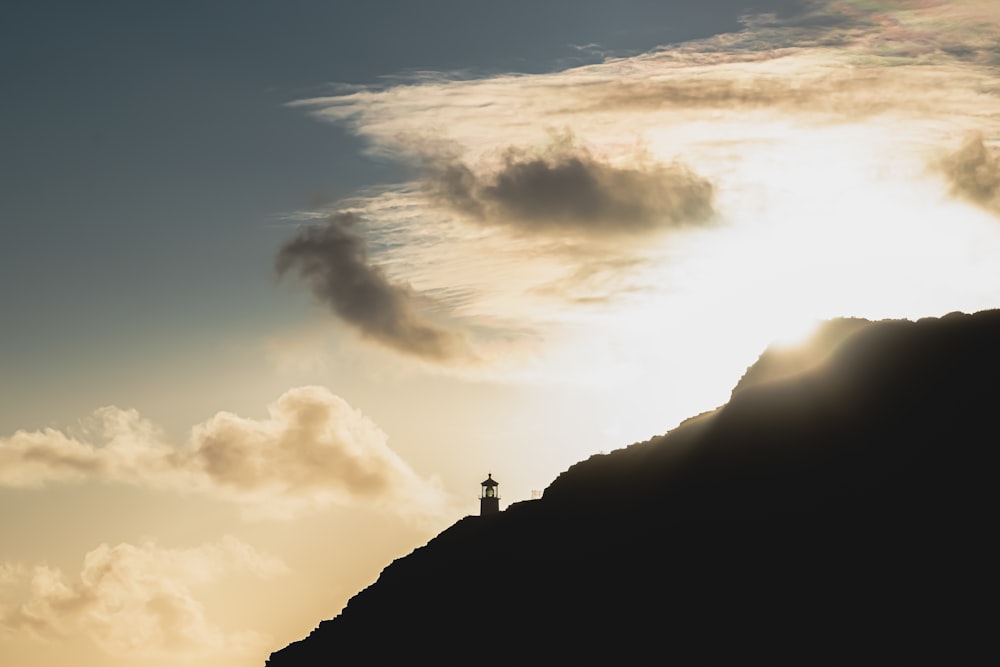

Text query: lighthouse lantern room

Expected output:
[480,474,500,516]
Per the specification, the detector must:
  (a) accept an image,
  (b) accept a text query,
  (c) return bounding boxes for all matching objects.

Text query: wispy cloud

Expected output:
[0,386,448,520]
[279,0,1000,371]
[0,537,286,658]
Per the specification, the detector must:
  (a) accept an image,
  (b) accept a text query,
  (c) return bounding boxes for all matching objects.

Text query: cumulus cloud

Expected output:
[187,385,447,518]
[0,406,175,488]
[0,537,286,658]
[939,134,1000,215]
[277,211,474,362]
[0,386,448,520]
[426,139,715,236]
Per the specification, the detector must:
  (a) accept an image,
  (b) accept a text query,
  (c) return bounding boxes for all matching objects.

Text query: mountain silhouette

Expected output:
[266,310,999,665]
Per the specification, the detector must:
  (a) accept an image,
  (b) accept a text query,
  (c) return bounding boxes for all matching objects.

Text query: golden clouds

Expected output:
[0,387,448,521]
[0,537,286,658]
[0,407,171,488]
[188,386,448,519]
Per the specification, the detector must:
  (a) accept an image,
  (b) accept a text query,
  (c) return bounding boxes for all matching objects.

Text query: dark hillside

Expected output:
[267,310,1000,665]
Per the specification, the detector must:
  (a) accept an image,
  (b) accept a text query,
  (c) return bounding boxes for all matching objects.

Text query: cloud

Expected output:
[0,386,448,520]
[0,537,286,658]
[572,69,920,118]
[187,385,448,518]
[0,406,175,488]
[425,138,715,236]
[939,134,1000,215]
[277,0,1000,377]
[735,0,1000,63]
[290,1,1000,150]
[277,211,474,362]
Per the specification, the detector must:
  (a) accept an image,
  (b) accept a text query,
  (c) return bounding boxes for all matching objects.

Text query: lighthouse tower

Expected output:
[480,473,500,516]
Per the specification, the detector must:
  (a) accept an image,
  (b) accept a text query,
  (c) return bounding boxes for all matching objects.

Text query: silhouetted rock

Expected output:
[266,310,999,666]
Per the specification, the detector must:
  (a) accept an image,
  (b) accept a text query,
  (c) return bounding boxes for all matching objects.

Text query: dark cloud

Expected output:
[276,212,471,361]
[426,144,715,236]
[940,135,1000,215]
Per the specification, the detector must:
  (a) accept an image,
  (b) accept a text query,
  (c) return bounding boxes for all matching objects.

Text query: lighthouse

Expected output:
[480,473,500,516]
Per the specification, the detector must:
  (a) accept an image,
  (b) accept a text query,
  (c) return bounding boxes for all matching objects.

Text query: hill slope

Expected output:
[266,310,999,665]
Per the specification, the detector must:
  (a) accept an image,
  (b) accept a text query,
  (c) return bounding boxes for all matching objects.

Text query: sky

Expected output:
[3,1,1000,665]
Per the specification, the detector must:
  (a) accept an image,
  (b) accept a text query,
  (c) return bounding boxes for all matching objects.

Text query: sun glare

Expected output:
[767,316,825,350]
